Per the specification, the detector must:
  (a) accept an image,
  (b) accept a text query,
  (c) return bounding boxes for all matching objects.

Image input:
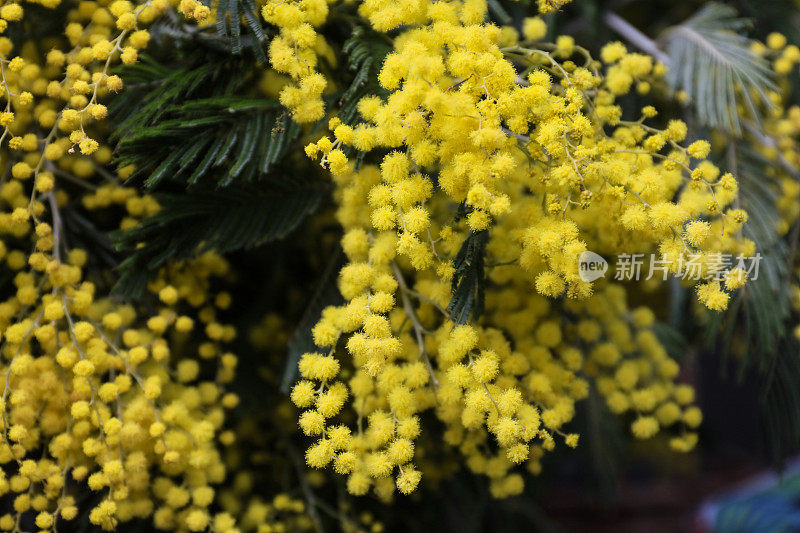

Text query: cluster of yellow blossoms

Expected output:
[0,0,168,161]
[205,313,388,533]
[749,34,800,237]
[262,0,331,123]
[0,0,254,531]
[291,0,756,500]
[1,0,796,524]
[305,23,752,309]
[0,231,239,531]
[258,0,573,123]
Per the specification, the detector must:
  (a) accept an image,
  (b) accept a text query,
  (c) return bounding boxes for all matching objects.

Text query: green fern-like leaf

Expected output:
[699,142,800,466]
[759,339,800,467]
[108,46,319,298]
[110,53,302,190]
[705,144,793,365]
[486,0,512,25]
[207,0,268,62]
[659,3,776,134]
[115,97,299,188]
[448,230,489,325]
[338,27,391,125]
[109,51,252,136]
[112,180,325,297]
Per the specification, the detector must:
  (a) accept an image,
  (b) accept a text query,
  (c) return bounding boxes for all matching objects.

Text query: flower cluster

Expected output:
[307,18,750,308]
[3,251,241,531]
[4,0,797,524]
[0,174,243,531]
[203,313,390,533]
[261,0,331,123]
[749,35,800,236]
[748,34,800,344]
[0,0,171,165]
[294,0,749,499]
[0,132,246,531]
[0,1,252,530]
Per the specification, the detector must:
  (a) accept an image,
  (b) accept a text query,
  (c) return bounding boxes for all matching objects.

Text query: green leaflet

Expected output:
[108,45,324,298]
[338,26,392,125]
[661,3,776,134]
[448,230,489,325]
[112,182,325,297]
[758,338,800,468]
[210,0,268,62]
[115,97,300,188]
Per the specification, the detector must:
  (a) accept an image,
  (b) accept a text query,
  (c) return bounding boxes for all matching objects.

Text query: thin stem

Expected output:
[391,262,439,388]
[402,287,450,320]
[46,192,63,263]
[602,11,670,64]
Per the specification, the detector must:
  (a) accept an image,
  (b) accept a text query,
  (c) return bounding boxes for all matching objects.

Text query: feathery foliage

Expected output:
[338,27,392,125]
[759,337,800,467]
[117,97,299,188]
[699,142,800,465]
[211,0,268,62]
[660,3,776,134]
[448,230,489,324]
[113,180,324,297]
[109,45,321,297]
[706,144,793,365]
[110,52,302,189]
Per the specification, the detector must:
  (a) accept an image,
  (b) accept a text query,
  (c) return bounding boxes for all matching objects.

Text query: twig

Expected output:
[602,11,670,64]
[46,192,63,263]
[391,262,439,388]
[402,287,450,320]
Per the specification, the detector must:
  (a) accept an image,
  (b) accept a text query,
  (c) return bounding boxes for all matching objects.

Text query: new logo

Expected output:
[578,251,608,282]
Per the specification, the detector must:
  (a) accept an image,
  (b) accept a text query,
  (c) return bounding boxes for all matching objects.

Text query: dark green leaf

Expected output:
[487,0,512,25]
[758,339,800,467]
[447,230,489,324]
[338,27,392,125]
[113,95,300,189]
[208,0,267,62]
[112,182,325,297]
